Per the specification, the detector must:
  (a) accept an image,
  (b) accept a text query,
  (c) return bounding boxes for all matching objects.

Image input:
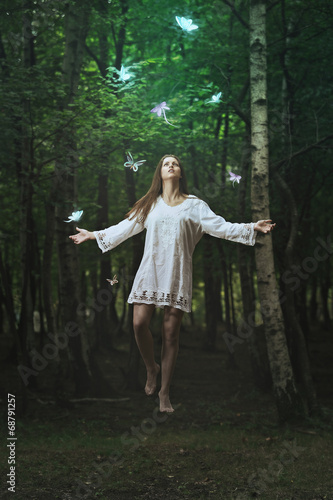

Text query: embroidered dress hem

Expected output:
[128,289,190,313]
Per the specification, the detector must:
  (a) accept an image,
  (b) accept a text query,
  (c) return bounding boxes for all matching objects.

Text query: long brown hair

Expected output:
[126,154,189,223]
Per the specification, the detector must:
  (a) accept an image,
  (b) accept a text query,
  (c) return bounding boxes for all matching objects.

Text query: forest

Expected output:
[0,0,332,499]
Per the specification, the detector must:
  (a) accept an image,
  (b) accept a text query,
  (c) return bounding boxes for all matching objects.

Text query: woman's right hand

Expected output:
[69,227,95,244]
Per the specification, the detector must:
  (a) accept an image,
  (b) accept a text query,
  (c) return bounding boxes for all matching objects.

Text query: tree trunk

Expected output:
[95,173,118,350]
[238,133,271,390]
[249,0,304,422]
[18,3,35,354]
[275,1,319,414]
[274,171,318,413]
[217,241,236,367]
[320,268,331,328]
[54,1,93,396]
[309,277,317,322]
[203,236,218,350]
[89,0,122,348]
[124,167,144,390]
[42,195,57,338]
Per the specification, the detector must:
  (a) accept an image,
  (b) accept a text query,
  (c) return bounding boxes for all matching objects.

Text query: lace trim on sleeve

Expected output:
[94,231,111,252]
[239,223,255,245]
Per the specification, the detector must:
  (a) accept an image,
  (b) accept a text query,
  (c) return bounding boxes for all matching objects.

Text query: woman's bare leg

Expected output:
[159,306,184,412]
[133,303,160,395]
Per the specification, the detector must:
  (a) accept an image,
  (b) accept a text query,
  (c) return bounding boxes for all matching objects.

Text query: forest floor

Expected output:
[0,321,333,500]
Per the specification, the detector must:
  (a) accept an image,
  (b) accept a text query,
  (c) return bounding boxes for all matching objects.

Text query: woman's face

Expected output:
[160,156,182,181]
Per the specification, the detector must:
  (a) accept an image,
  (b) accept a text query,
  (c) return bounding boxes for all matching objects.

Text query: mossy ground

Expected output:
[1,322,332,499]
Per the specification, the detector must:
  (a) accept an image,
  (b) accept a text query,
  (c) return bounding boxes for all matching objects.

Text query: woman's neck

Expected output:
[162,181,183,202]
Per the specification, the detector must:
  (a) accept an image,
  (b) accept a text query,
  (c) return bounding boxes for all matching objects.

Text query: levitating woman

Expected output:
[70,155,275,412]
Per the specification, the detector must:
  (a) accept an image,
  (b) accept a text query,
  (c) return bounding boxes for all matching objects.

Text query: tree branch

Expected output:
[84,43,104,76]
[230,100,250,126]
[221,0,249,29]
[271,134,333,170]
[230,78,250,126]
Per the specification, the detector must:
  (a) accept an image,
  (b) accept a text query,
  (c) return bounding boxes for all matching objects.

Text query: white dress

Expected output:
[94,195,256,313]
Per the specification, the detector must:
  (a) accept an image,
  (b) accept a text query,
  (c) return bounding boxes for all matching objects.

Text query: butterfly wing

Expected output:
[209,92,221,103]
[151,102,168,117]
[133,160,146,171]
[176,17,198,31]
[73,211,83,221]
[124,152,134,168]
[106,275,118,285]
[150,103,162,115]
[186,19,198,31]
[135,160,146,167]
[181,17,190,30]
[229,172,241,185]
[175,16,184,29]
[120,65,133,81]
[110,274,118,285]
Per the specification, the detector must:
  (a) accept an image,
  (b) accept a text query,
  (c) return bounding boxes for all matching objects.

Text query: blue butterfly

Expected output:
[119,65,133,82]
[175,16,198,32]
[64,210,83,223]
[124,152,146,172]
[208,92,223,103]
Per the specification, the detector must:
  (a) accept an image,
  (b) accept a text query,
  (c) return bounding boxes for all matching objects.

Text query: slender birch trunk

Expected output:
[238,133,271,390]
[249,0,304,421]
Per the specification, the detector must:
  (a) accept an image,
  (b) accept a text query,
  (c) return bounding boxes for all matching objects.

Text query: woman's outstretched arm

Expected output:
[69,217,145,253]
[198,200,276,246]
[69,227,96,244]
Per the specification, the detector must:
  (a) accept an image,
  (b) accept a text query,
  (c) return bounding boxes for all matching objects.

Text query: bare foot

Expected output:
[145,363,160,396]
[158,390,174,413]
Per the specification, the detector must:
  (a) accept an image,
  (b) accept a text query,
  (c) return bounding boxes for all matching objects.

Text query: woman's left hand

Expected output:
[254,219,276,234]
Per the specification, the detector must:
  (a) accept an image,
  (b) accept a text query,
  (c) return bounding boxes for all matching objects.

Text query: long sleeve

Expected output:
[94,216,145,253]
[199,201,256,246]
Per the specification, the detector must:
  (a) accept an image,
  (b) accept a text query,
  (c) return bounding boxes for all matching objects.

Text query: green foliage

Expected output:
[0,0,332,332]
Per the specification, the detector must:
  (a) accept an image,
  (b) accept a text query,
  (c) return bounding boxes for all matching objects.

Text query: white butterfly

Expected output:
[64,210,83,223]
[106,275,118,286]
[119,65,133,82]
[208,92,222,103]
[175,16,198,32]
[124,152,146,172]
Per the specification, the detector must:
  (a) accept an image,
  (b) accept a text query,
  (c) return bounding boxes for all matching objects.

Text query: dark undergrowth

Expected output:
[1,321,333,500]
